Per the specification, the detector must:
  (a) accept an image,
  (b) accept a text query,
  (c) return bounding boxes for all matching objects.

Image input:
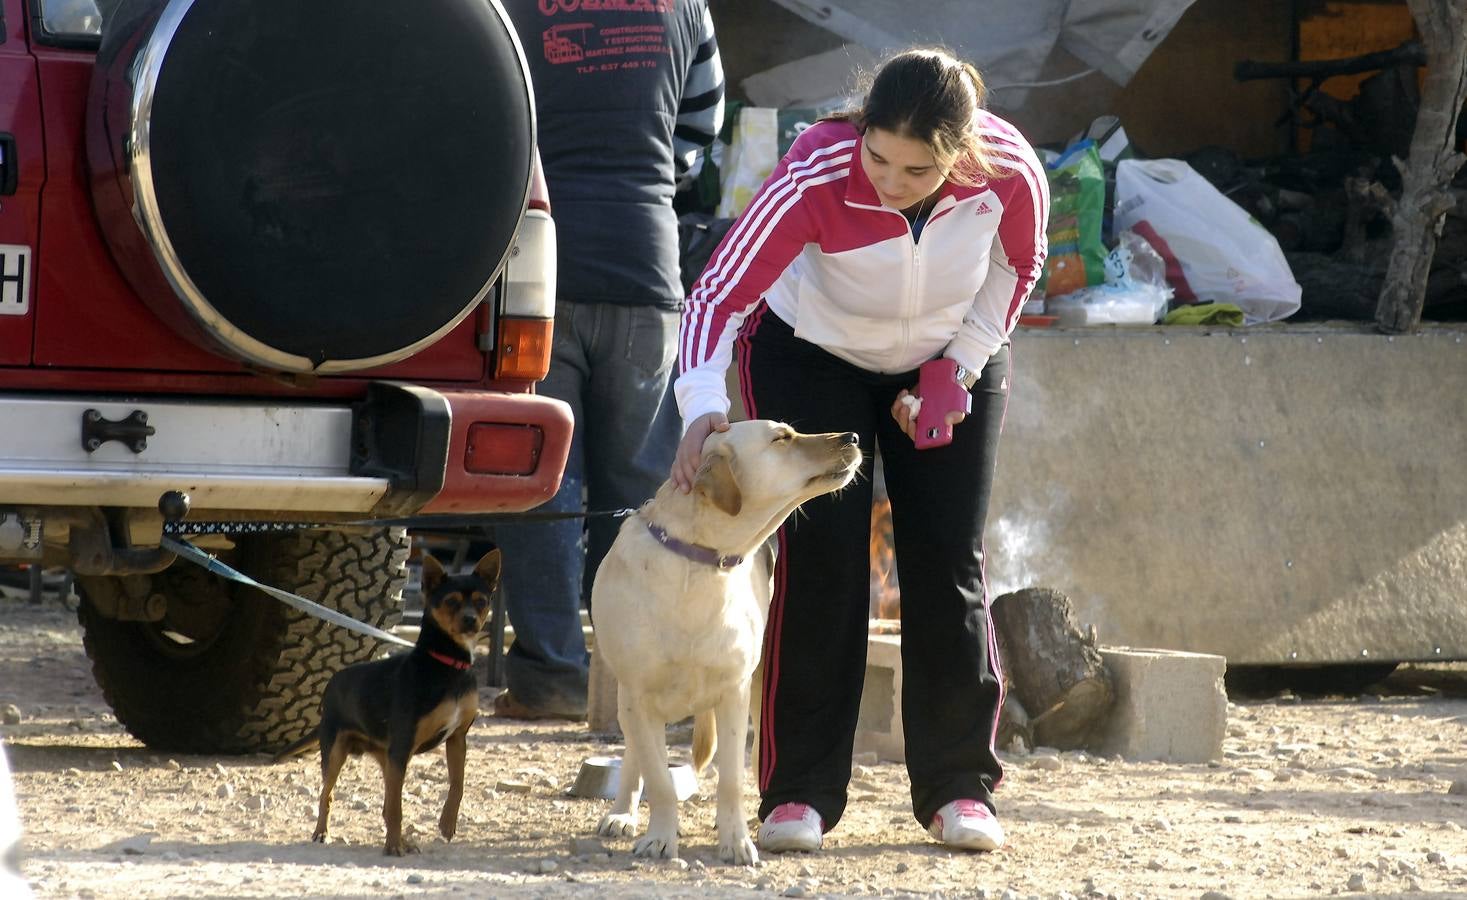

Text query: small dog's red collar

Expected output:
[427,649,473,671]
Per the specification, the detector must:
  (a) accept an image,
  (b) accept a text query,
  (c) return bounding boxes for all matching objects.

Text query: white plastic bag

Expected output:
[716,107,779,219]
[1114,159,1301,324]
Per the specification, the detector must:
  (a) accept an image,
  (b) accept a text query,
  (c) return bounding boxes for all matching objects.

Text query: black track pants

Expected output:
[738,308,1009,832]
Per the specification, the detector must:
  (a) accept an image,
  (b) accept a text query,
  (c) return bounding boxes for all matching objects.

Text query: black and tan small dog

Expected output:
[277,548,500,855]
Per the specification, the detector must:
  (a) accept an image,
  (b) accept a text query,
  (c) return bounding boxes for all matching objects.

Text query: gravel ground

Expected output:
[3,597,1467,900]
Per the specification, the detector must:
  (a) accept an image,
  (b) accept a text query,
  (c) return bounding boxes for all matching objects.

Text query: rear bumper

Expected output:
[0,384,571,517]
[417,389,571,514]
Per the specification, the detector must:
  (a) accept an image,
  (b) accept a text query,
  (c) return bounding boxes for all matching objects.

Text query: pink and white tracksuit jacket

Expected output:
[675,115,1049,425]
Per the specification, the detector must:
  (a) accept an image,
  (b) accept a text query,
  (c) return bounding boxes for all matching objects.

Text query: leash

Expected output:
[156,499,638,649]
[160,536,415,649]
[161,507,639,536]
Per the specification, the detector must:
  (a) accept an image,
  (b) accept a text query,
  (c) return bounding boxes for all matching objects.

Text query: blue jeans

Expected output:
[492,301,682,715]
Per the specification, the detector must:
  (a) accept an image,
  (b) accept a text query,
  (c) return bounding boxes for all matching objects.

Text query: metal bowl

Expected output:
[571,755,698,801]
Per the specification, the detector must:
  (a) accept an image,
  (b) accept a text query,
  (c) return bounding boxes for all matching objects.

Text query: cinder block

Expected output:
[854,635,906,763]
[852,638,1226,766]
[1092,646,1227,764]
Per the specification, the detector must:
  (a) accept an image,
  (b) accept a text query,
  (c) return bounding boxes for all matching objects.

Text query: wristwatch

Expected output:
[954,364,980,391]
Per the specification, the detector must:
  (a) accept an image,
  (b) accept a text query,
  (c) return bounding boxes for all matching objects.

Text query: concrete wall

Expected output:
[985,323,1467,665]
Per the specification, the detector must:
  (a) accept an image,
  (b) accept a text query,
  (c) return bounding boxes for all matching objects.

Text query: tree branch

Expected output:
[1374,0,1467,333]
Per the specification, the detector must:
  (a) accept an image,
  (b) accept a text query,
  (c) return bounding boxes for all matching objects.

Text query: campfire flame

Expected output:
[869,492,901,627]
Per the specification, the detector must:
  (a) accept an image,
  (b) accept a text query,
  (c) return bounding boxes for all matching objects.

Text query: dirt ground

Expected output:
[3,596,1467,900]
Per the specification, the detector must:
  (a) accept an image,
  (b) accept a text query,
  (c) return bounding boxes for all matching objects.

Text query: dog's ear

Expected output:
[695,445,742,517]
[420,552,446,597]
[473,547,502,589]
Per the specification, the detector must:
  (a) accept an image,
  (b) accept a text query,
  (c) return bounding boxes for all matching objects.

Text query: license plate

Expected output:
[0,244,30,316]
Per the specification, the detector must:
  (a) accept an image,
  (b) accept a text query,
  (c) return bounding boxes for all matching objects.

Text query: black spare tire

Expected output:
[88,0,534,373]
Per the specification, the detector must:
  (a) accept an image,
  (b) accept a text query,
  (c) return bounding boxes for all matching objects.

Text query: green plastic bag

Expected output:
[1037,140,1107,299]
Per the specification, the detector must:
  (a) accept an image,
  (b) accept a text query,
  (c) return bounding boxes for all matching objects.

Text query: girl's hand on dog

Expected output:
[672,412,730,492]
[891,388,966,443]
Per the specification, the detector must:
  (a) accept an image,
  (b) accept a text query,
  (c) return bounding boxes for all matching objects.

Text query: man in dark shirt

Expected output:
[495,0,724,719]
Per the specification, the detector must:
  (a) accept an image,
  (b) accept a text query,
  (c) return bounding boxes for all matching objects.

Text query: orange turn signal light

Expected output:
[465,423,544,476]
[493,317,553,381]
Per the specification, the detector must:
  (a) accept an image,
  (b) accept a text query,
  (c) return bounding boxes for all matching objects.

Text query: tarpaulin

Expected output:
[763,0,1197,107]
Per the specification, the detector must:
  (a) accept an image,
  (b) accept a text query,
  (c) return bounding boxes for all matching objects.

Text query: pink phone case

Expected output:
[914,358,972,450]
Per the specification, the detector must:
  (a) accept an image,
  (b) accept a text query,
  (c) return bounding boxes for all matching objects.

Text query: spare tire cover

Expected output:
[88,0,534,373]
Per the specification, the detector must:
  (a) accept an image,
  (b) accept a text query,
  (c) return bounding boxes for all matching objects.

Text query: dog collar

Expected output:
[427,649,473,671]
[645,520,743,570]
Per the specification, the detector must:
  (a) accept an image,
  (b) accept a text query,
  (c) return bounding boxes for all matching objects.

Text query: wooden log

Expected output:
[1355,67,1422,162]
[1235,40,1426,82]
[1285,252,1384,320]
[995,694,1031,754]
[1303,92,1371,148]
[1341,177,1395,264]
[990,587,1113,750]
[1422,215,1467,311]
[1272,195,1349,254]
[1375,0,1467,333]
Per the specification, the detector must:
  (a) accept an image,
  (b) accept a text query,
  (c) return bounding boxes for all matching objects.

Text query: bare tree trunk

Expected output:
[1375,0,1467,333]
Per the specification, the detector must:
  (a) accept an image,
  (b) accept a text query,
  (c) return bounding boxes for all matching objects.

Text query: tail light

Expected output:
[465,423,544,475]
[494,154,556,381]
[494,316,553,380]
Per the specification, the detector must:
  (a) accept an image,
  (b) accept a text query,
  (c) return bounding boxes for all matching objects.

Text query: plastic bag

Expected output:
[1114,158,1301,324]
[1045,231,1173,326]
[1036,140,1108,299]
[1069,114,1135,166]
[1106,229,1170,293]
[716,107,779,219]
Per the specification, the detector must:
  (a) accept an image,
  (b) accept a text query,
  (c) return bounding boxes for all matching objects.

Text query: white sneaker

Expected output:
[928,799,1004,851]
[758,802,823,853]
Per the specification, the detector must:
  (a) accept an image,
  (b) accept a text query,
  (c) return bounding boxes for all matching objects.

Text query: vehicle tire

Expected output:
[77,528,409,754]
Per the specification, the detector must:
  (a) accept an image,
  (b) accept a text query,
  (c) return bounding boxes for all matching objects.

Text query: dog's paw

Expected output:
[384,836,421,857]
[719,833,759,866]
[311,830,327,844]
[631,831,678,860]
[438,813,457,842]
[597,813,637,837]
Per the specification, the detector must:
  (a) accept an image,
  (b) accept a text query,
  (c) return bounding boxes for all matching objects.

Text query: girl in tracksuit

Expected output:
[669,48,1049,853]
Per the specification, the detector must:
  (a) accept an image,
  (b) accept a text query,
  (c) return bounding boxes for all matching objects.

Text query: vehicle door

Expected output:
[0,0,43,365]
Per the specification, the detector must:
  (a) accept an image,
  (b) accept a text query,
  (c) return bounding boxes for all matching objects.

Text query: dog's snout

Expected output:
[459,614,480,634]
[839,432,858,446]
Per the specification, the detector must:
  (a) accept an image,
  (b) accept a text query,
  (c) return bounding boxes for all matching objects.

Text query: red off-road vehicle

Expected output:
[0,0,571,753]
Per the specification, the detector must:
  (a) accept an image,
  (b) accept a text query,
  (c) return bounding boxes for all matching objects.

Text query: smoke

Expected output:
[982,351,1097,611]
[987,514,1047,598]
[986,485,1074,601]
